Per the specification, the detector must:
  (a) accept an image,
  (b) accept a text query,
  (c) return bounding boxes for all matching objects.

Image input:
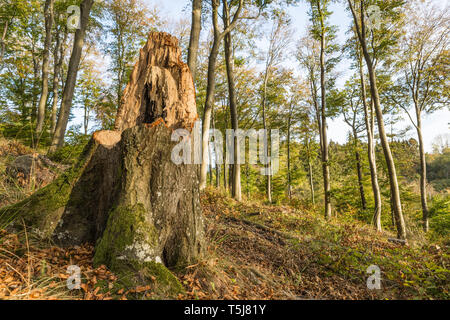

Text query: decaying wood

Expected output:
[1,32,204,294]
[115,32,198,132]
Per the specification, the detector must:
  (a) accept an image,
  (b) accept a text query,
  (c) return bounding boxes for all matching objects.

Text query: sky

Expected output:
[74,0,448,152]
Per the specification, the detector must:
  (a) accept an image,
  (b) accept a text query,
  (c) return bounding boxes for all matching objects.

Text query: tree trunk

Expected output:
[31,43,40,124]
[358,53,382,231]
[353,131,367,210]
[199,6,221,190]
[416,112,429,232]
[0,20,8,69]
[2,32,204,295]
[246,163,250,199]
[262,76,272,203]
[223,6,241,201]
[349,0,406,239]
[287,104,292,201]
[318,3,331,219]
[36,0,55,137]
[49,0,94,153]
[200,0,243,190]
[51,29,67,135]
[187,0,202,81]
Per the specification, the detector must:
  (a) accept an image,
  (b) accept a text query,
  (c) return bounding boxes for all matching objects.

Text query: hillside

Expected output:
[0,141,448,300]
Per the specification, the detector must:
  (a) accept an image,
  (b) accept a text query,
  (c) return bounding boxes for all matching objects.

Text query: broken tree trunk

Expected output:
[0,32,204,296]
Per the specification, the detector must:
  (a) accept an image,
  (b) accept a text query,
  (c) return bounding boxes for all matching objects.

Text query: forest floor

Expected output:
[0,138,448,300]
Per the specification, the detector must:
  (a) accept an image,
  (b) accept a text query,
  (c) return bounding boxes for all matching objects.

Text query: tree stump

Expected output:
[0,32,204,296]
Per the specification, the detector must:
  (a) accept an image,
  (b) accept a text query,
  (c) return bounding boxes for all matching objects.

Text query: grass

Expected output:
[0,138,448,300]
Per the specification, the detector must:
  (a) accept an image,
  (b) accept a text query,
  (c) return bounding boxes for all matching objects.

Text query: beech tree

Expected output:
[393,1,449,232]
[50,0,95,152]
[347,0,407,239]
[35,0,55,138]
[199,0,244,190]
[187,0,203,81]
[259,11,292,203]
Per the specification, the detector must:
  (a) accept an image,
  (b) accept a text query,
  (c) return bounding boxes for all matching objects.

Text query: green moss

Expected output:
[94,204,184,299]
[141,261,184,295]
[94,204,158,268]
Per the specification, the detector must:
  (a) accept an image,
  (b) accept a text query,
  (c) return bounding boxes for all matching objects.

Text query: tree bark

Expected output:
[187,0,202,81]
[51,29,67,135]
[50,0,94,153]
[36,0,55,137]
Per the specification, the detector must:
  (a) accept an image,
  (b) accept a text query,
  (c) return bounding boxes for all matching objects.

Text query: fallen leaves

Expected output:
[0,232,150,300]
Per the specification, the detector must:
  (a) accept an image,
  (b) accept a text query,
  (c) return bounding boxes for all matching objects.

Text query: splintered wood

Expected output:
[114,32,198,132]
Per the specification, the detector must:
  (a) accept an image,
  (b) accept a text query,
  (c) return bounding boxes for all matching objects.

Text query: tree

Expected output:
[75,58,105,135]
[50,0,95,152]
[35,0,55,138]
[199,0,243,190]
[303,0,339,219]
[347,0,407,239]
[341,78,367,210]
[187,0,203,81]
[394,1,449,232]
[50,12,68,135]
[358,47,382,231]
[259,11,292,203]
[105,0,159,111]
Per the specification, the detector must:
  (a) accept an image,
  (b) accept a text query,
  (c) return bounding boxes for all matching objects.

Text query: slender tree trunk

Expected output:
[199,5,221,190]
[223,5,241,201]
[415,110,429,232]
[246,163,250,199]
[187,0,202,81]
[199,38,219,189]
[308,159,315,205]
[84,106,89,135]
[51,28,66,135]
[0,20,8,68]
[318,3,331,219]
[358,49,382,230]
[31,44,40,123]
[212,105,220,188]
[216,162,220,188]
[367,51,405,239]
[353,131,367,210]
[349,0,406,239]
[261,75,272,203]
[287,104,292,201]
[49,0,94,153]
[223,162,227,190]
[209,142,213,186]
[200,0,242,189]
[36,0,55,137]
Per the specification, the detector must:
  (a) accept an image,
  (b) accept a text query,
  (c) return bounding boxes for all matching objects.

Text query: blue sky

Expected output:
[76,0,447,152]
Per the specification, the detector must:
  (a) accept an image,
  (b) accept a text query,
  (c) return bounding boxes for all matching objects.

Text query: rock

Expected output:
[6,154,69,187]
